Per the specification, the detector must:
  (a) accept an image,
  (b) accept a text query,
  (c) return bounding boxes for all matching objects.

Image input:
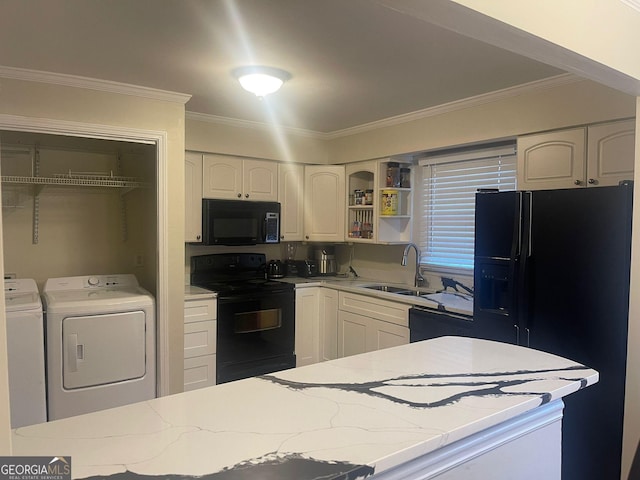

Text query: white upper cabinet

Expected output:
[304,165,345,242]
[517,128,586,190]
[185,152,203,242]
[517,120,635,190]
[278,163,304,241]
[586,119,635,187]
[203,154,277,201]
[243,159,279,201]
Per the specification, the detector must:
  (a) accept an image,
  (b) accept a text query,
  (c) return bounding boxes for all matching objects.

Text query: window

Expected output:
[417,143,517,271]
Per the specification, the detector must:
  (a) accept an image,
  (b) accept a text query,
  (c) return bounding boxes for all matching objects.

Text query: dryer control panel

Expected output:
[44,274,140,291]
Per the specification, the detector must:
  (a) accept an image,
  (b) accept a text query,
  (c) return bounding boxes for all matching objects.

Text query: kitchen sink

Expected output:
[361,284,436,297]
[361,284,413,294]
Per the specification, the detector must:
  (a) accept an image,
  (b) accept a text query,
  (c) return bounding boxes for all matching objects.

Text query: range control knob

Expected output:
[87,276,100,286]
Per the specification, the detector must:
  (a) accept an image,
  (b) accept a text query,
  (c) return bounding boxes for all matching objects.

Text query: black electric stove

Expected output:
[190,253,295,384]
[191,253,293,295]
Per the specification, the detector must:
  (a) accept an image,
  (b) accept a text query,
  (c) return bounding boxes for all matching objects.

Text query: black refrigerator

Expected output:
[474,182,633,480]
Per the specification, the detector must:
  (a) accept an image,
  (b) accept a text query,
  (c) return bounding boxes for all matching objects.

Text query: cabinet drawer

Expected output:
[184,320,216,357]
[184,298,217,323]
[339,292,409,327]
[184,355,216,391]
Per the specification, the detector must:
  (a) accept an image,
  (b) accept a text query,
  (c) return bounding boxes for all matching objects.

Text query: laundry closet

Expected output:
[0,130,159,425]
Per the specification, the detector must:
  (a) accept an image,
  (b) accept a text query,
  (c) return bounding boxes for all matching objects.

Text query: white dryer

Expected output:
[43,274,155,421]
[4,278,47,428]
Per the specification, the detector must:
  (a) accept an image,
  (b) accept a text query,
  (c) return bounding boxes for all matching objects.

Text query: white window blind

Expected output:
[417,144,517,270]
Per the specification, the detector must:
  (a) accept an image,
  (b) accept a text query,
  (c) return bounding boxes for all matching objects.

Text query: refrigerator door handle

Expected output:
[525,327,530,348]
[514,193,523,257]
[514,324,520,345]
[526,192,533,257]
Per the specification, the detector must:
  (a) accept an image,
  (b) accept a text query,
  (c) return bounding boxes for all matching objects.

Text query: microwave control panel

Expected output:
[265,212,279,243]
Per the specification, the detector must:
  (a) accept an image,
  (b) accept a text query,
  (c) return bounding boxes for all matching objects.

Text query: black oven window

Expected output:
[234,309,282,333]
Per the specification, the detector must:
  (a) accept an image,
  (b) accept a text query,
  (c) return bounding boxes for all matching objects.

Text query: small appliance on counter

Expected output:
[284,260,298,277]
[266,259,285,279]
[314,246,337,276]
[295,259,317,277]
[283,243,298,277]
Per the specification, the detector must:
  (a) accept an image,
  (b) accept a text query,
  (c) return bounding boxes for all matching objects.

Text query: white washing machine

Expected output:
[4,278,47,428]
[43,274,155,421]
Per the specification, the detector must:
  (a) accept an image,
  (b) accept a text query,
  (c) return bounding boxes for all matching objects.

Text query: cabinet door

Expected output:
[337,310,369,358]
[185,152,203,242]
[587,119,635,187]
[202,154,243,199]
[304,165,346,242]
[244,159,278,201]
[278,163,304,241]
[184,355,216,391]
[517,128,586,190]
[295,287,320,367]
[184,320,216,358]
[319,288,338,362]
[369,318,409,351]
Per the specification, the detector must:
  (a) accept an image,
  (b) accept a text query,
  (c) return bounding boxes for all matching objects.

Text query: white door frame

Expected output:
[0,113,170,396]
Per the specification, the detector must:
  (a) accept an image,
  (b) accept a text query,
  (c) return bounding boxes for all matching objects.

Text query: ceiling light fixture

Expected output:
[232,66,291,97]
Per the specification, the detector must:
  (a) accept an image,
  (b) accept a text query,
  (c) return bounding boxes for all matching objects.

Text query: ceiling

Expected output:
[0,0,565,134]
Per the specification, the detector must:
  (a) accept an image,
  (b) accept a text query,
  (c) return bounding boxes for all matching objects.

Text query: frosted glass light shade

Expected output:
[238,73,284,96]
[232,66,290,97]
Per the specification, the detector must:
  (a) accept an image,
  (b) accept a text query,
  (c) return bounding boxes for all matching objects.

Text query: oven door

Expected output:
[216,287,295,384]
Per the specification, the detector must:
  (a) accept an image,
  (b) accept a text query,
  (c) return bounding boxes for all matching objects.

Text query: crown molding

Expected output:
[325,73,581,139]
[185,111,325,139]
[0,66,192,104]
[620,0,640,11]
[189,73,580,140]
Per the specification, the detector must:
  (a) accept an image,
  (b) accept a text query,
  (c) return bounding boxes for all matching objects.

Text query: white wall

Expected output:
[186,115,329,164]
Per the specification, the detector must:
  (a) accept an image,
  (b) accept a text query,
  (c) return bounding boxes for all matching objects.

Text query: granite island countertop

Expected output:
[12,337,597,479]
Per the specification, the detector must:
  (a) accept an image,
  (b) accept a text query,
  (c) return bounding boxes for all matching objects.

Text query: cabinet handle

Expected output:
[280,235,284,240]
[245,193,249,198]
[305,235,309,240]
[588,178,597,185]
[196,235,201,241]
[574,179,583,186]
[237,193,242,198]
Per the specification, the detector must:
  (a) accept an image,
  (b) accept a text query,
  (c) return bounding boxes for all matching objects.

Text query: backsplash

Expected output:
[185,242,474,294]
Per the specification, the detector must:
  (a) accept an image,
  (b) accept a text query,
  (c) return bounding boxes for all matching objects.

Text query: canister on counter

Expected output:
[354,189,364,205]
[381,189,399,215]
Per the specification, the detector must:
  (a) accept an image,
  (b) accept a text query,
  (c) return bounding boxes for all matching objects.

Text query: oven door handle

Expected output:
[217,288,293,303]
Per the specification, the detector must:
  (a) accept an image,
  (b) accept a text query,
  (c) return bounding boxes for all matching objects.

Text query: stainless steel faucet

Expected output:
[401,243,425,287]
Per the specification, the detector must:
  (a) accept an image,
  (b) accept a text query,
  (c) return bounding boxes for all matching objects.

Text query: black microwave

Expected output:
[201,199,280,246]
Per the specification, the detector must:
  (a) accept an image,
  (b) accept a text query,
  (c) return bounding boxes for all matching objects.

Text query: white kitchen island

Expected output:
[11,337,597,479]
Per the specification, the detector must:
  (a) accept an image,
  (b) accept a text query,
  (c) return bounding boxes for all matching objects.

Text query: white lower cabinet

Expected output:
[295,287,339,366]
[296,288,409,365]
[184,296,217,391]
[337,292,409,358]
[319,288,339,362]
[295,287,320,367]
